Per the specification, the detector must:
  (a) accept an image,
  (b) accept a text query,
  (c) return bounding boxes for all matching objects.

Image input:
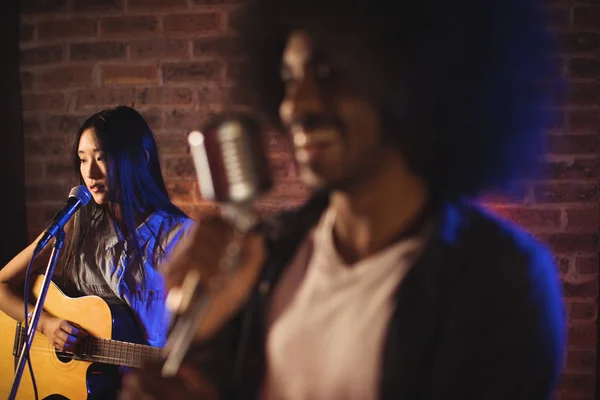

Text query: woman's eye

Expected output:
[79,159,86,164]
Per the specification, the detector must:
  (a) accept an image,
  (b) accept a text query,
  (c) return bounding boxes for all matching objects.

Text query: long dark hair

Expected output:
[60,106,187,281]
[231,0,563,200]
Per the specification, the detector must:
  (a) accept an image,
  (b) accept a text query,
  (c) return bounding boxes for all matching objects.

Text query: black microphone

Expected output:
[33,185,92,255]
[162,112,272,376]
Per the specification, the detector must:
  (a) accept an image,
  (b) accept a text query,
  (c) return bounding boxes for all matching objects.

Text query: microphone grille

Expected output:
[68,185,92,206]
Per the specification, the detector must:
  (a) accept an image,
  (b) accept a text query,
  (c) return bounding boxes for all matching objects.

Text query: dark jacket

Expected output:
[190,195,566,399]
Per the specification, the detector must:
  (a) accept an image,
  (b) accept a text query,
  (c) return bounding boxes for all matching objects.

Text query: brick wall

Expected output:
[18,0,599,399]
[487,2,600,398]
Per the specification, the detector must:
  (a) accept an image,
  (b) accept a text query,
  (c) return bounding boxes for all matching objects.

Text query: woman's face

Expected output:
[78,128,110,205]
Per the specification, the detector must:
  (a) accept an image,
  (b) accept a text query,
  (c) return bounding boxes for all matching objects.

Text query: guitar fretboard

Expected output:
[16,325,161,369]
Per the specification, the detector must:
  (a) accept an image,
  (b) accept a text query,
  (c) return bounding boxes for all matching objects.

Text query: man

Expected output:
[121,0,566,398]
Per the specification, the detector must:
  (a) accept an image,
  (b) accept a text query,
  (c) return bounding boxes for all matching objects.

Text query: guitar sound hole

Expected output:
[54,350,73,363]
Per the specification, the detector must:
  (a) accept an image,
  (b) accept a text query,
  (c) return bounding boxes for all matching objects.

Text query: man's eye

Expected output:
[79,159,86,164]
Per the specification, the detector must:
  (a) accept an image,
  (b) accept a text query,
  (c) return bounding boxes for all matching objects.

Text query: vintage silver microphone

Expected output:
[162,112,272,376]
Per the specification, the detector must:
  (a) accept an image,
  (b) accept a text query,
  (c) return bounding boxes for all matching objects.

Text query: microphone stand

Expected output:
[8,229,65,400]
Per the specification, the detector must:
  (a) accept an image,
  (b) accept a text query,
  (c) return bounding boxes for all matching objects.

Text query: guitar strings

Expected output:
[18,347,160,366]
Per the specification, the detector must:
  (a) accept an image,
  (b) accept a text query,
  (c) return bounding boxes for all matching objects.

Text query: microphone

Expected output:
[162,112,272,376]
[33,185,92,255]
[188,112,272,226]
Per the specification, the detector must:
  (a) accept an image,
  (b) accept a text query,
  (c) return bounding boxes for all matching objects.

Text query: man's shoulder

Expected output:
[440,201,561,308]
[447,201,555,269]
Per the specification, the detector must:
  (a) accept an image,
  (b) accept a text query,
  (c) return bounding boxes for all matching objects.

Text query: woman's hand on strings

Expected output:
[39,314,86,352]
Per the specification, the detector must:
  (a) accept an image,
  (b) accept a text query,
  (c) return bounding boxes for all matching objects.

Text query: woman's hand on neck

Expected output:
[330,154,429,265]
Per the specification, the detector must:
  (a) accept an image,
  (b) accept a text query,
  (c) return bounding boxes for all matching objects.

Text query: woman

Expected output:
[0,106,193,396]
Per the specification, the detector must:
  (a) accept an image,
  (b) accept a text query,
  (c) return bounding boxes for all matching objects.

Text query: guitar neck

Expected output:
[15,324,162,369]
[77,337,162,368]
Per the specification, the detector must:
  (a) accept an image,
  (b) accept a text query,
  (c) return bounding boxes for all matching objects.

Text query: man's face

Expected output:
[279,30,384,191]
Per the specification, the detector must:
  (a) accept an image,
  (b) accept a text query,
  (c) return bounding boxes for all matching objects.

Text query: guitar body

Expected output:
[0,276,145,400]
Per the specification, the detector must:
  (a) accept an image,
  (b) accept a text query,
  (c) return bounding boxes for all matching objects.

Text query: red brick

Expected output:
[21,45,65,66]
[193,37,236,58]
[567,110,600,134]
[193,0,241,4]
[569,58,600,78]
[20,24,35,42]
[44,114,84,135]
[22,93,65,111]
[163,13,223,34]
[22,117,42,136]
[166,180,196,203]
[37,66,93,90]
[163,156,196,179]
[566,207,599,232]
[70,41,126,61]
[226,60,246,81]
[557,32,600,53]
[163,108,218,131]
[568,323,598,350]
[27,182,74,202]
[547,6,569,28]
[138,108,164,129]
[131,38,189,59]
[102,65,159,85]
[26,204,46,229]
[534,183,598,203]
[568,110,600,133]
[198,85,228,103]
[155,133,188,155]
[565,350,597,374]
[21,0,67,14]
[546,135,598,155]
[563,279,599,298]
[573,6,600,29]
[576,255,598,275]
[568,301,598,321]
[558,373,595,395]
[543,158,599,180]
[72,0,124,12]
[76,87,194,109]
[25,161,44,183]
[226,10,242,34]
[46,161,76,182]
[556,256,569,275]
[24,136,69,157]
[129,0,188,9]
[492,207,561,231]
[229,85,255,106]
[20,72,34,91]
[76,88,139,109]
[100,16,160,36]
[162,61,223,82]
[540,233,598,253]
[38,19,97,39]
[567,82,600,106]
[138,87,194,106]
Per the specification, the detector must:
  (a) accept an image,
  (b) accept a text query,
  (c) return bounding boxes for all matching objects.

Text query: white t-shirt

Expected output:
[262,207,423,400]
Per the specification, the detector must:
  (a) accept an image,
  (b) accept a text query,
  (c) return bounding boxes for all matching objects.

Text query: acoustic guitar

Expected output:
[0,275,162,399]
